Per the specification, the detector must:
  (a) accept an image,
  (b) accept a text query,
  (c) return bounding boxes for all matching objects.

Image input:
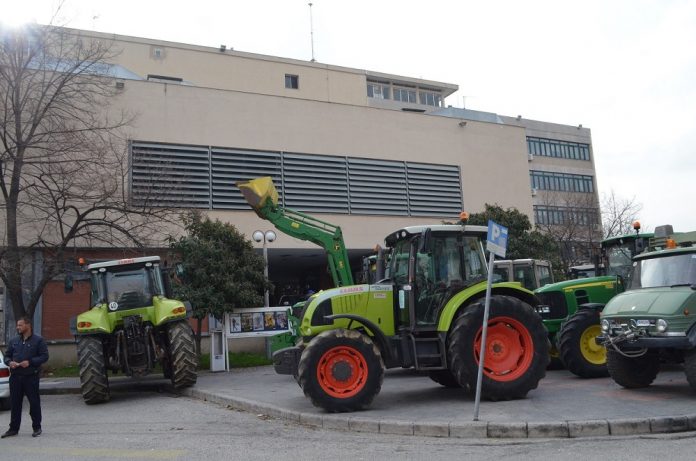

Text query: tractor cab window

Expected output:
[631,253,696,289]
[514,265,536,291]
[106,267,154,310]
[605,243,634,280]
[537,264,553,287]
[462,237,486,280]
[90,271,104,306]
[390,240,411,286]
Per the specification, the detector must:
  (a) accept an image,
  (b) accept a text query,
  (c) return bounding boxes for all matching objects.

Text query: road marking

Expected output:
[2,446,187,459]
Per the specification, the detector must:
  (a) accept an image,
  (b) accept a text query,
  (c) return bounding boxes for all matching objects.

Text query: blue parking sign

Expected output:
[486,220,508,258]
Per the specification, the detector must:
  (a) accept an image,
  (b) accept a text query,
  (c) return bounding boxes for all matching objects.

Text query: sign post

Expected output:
[473,220,508,421]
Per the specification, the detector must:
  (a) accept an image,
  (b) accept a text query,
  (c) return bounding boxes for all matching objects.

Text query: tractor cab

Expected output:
[385,225,487,328]
[87,257,166,311]
[493,259,554,291]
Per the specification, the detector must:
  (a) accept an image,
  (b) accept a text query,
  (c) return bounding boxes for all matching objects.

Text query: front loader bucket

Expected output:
[236,176,279,210]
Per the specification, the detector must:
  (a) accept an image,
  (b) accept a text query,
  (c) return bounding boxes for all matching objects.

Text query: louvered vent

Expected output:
[407,162,462,216]
[131,142,211,208]
[282,153,349,213]
[348,158,407,215]
[211,148,282,209]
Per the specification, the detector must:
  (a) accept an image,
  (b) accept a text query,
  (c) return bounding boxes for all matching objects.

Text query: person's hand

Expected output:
[19,360,29,368]
[9,361,18,369]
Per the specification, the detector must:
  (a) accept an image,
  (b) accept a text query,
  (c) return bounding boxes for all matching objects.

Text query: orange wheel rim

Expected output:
[473,316,534,382]
[317,345,367,398]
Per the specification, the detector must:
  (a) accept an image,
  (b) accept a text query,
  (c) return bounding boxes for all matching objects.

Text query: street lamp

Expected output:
[253,230,276,307]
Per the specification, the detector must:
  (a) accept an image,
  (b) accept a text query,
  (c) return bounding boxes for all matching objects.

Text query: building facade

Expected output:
[2,27,600,345]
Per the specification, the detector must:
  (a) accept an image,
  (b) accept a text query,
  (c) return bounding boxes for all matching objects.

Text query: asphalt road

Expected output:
[1,392,696,460]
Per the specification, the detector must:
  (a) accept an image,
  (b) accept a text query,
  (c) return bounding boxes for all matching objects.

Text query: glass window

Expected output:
[632,253,696,289]
[367,82,390,99]
[285,74,299,89]
[390,240,411,286]
[105,268,154,309]
[394,87,416,103]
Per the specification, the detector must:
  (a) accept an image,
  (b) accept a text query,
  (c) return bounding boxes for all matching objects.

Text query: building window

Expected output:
[367,81,390,100]
[527,137,590,161]
[534,205,599,226]
[285,74,299,89]
[419,90,442,107]
[530,171,594,193]
[393,87,417,103]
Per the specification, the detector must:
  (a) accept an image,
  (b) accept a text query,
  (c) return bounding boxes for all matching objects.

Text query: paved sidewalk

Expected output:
[40,366,696,439]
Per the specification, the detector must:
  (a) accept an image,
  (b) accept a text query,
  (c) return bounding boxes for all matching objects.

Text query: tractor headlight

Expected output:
[656,319,668,333]
[601,319,610,333]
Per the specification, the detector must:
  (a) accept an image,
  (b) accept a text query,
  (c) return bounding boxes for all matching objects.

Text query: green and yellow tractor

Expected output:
[534,228,652,378]
[238,177,549,412]
[70,256,197,404]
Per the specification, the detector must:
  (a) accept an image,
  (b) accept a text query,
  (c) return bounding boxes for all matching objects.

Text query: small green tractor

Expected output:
[598,225,696,389]
[534,229,652,378]
[70,256,197,404]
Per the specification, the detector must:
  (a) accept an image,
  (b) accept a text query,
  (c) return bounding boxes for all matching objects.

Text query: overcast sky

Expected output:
[7,0,696,232]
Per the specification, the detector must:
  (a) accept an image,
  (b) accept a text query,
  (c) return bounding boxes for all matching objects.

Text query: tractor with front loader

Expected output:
[70,256,198,404]
[237,176,549,412]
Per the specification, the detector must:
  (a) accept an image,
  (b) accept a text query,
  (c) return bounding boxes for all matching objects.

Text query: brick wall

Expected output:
[42,279,90,340]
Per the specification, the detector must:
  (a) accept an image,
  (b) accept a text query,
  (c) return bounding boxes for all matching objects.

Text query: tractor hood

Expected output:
[535,276,617,294]
[602,287,696,318]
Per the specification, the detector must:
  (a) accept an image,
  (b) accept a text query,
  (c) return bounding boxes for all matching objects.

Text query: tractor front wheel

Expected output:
[606,349,659,388]
[558,309,609,378]
[298,329,384,412]
[448,295,549,400]
[76,335,110,404]
[167,321,198,389]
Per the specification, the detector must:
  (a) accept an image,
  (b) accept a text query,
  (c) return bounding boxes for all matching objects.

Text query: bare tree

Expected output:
[0,24,175,320]
[600,189,643,238]
[534,190,602,274]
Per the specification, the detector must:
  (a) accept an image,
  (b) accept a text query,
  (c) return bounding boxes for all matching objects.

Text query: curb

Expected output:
[180,387,696,439]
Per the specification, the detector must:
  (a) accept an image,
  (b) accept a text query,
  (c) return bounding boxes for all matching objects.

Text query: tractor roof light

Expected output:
[666,239,677,249]
[633,221,641,231]
[459,211,470,224]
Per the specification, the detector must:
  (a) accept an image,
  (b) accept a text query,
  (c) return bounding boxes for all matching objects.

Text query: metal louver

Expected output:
[131,142,211,208]
[282,153,349,213]
[211,148,282,209]
[348,158,407,215]
[407,162,462,216]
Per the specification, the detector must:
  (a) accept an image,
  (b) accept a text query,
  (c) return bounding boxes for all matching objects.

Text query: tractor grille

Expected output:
[535,291,568,320]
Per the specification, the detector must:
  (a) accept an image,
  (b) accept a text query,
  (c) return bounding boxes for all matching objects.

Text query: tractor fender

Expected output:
[437,282,539,333]
[577,302,605,312]
[324,314,394,367]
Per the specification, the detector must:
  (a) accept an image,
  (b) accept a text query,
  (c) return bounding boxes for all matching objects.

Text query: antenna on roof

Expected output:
[308,2,316,62]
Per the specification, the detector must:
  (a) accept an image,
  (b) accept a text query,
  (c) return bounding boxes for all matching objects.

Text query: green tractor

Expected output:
[534,228,652,378]
[69,256,198,404]
[598,225,696,389]
[273,223,549,412]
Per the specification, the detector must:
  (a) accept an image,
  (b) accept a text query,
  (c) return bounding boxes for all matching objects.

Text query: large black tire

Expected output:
[76,335,110,404]
[428,369,461,388]
[558,309,609,378]
[298,329,384,412]
[606,349,659,388]
[684,350,696,391]
[448,295,549,400]
[167,321,198,389]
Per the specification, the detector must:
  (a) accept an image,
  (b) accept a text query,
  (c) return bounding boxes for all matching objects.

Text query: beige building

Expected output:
[3,27,600,346]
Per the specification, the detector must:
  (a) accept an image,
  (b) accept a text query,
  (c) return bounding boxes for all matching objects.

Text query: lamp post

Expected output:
[253,230,276,307]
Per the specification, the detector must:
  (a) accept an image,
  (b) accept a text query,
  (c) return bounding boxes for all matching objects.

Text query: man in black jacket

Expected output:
[2,316,49,438]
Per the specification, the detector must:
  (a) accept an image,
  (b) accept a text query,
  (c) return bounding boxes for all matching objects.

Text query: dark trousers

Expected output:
[9,373,42,431]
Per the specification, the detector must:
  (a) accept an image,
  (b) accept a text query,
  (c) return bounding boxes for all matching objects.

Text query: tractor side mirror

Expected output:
[634,238,645,255]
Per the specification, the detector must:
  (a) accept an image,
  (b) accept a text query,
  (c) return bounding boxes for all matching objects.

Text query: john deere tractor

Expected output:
[535,228,652,378]
[70,256,197,404]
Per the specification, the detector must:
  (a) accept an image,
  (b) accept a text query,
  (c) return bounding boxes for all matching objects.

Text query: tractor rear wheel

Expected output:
[428,370,461,388]
[606,349,659,388]
[558,309,609,378]
[76,335,110,404]
[167,321,198,389]
[298,329,384,412]
[448,295,549,400]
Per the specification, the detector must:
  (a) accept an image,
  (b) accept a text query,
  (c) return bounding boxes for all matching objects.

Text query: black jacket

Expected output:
[4,333,49,376]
